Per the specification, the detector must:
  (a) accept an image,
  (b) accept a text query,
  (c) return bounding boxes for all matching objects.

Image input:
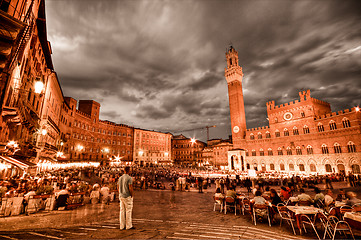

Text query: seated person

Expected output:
[280,186,291,201]
[324,189,335,208]
[252,190,267,205]
[297,188,313,204]
[314,187,325,207]
[270,189,283,206]
[336,189,346,201]
[226,186,237,199]
[345,192,361,206]
[214,188,224,205]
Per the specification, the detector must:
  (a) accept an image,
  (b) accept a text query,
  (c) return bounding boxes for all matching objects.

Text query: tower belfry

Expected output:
[225,46,246,147]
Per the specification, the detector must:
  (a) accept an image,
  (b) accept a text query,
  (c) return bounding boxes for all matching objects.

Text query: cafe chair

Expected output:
[241,197,251,215]
[277,203,296,235]
[253,204,271,226]
[224,196,237,215]
[323,215,355,240]
[300,214,321,240]
[340,205,352,218]
[298,200,312,206]
[213,196,224,212]
[352,203,361,212]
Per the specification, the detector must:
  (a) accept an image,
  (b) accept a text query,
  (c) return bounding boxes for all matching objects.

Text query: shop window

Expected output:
[310,164,316,172]
[289,164,294,171]
[280,164,285,171]
[325,164,332,173]
[299,164,305,171]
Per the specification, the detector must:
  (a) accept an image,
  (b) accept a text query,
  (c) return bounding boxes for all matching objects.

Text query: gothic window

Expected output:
[266,132,271,138]
[352,164,360,174]
[289,164,295,171]
[296,146,302,155]
[280,164,285,171]
[334,142,342,153]
[301,111,305,118]
[268,148,273,156]
[293,127,299,135]
[310,164,317,172]
[259,149,264,156]
[245,150,249,156]
[275,118,278,123]
[329,120,337,130]
[325,164,332,173]
[284,128,289,136]
[277,148,283,155]
[342,118,351,128]
[275,130,280,137]
[258,133,262,139]
[250,133,255,140]
[322,144,329,154]
[318,123,325,132]
[270,163,275,170]
[307,145,313,154]
[246,163,250,169]
[299,164,305,171]
[303,125,310,134]
[252,150,256,156]
[286,147,292,155]
[347,141,356,153]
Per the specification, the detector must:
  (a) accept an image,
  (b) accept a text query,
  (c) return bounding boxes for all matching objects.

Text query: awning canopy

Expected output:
[0,155,37,170]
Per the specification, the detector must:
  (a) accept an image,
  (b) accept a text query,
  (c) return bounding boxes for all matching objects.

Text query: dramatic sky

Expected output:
[45,0,361,142]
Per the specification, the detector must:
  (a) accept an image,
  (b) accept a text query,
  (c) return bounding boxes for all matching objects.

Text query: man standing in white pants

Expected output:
[118,166,134,230]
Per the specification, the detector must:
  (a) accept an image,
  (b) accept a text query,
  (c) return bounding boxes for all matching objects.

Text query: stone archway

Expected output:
[337,164,345,174]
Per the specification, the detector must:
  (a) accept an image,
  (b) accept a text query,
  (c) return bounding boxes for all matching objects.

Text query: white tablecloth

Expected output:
[287,206,323,215]
[344,212,361,222]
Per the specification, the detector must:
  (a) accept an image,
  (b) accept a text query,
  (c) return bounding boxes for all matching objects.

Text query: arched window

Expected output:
[318,123,325,132]
[259,148,264,156]
[246,163,250,169]
[352,164,360,174]
[275,130,280,137]
[258,132,262,139]
[265,131,271,138]
[245,150,249,156]
[270,163,275,170]
[280,163,285,171]
[296,146,302,155]
[252,149,256,156]
[268,148,273,156]
[286,147,292,155]
[289,164,295,171]
[329,120,337,130]
[325,164,332,172]
[310,164,316,172]
[303,125,310,134]
[284,128,289,136]
[250,133,255,140]
[277,147,283,155]
[293,126,299,135]
[301,111,305,118]
[334,142,342,153]
[307,145,313,155]
[275,117,278,123]
[253,163,258,171]
[299,164,305,171]
[347,141,356,153]
[321,144,329,154]
[342,118,351,128]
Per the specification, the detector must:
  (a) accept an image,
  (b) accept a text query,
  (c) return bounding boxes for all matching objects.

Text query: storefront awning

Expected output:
[0,155,37,170]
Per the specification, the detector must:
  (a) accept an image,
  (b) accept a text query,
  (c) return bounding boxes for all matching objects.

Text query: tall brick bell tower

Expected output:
[225,46,246,149]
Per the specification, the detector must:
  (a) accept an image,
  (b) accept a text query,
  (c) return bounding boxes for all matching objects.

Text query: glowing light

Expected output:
[103,148,109,153]
[34,81,44,94]
[41,129,47,135]
[7,141,16,146]
[13,143,18,148]
[139,150,144,156]
[356,106,360,112]
[190,138,196,144]
[164,152,169,157]
[60,142,64,146]
[77,145,84,151]
[56,152,64,158]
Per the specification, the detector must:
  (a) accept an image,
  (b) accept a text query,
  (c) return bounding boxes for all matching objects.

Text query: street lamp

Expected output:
[34,80,44,94]
[190,138,196,144]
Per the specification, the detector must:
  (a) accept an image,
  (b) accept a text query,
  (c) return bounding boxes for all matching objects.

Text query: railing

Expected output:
[0,0,31,22]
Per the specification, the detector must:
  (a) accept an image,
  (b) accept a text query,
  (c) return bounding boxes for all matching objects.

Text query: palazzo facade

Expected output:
[225,46,361,175]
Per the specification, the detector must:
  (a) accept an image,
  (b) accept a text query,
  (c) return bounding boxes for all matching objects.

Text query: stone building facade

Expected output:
[172,134,206,166]
[225,46,361,175]
[133,128,172,166]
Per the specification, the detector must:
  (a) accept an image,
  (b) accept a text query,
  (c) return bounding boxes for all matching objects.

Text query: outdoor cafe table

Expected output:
[287,206,324,234]
[344,212,361,231]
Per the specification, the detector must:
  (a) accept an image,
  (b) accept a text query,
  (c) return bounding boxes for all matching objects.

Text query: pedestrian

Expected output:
[118,166,134,230]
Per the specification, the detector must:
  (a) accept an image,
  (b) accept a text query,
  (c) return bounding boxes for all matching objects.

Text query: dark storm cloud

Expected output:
[46,0,361,141]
